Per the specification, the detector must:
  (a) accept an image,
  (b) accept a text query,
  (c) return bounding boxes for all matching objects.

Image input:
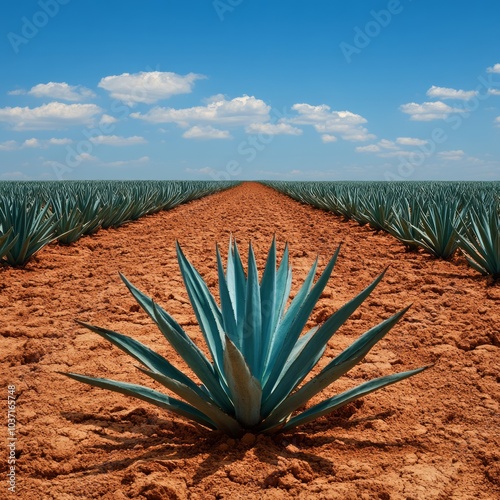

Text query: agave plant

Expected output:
[0,198,60,266]
[457,204,499,278]
[63,239,428,437]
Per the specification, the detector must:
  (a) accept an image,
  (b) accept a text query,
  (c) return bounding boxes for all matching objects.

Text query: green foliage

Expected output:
[264,180,499,276]
[457,202,500,278]
[0,181,238,266]
[0,198,59,266]
[62,239,428,437]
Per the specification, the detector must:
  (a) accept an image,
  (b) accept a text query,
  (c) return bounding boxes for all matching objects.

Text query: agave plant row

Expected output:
[0,180,238,266]
[263,181,500,278]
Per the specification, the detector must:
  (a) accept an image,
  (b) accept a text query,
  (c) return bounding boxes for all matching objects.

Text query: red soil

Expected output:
[1,182,499,499]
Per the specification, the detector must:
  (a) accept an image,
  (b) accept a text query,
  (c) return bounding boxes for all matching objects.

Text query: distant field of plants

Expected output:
[0,180,238,267]
[264,181,499,278]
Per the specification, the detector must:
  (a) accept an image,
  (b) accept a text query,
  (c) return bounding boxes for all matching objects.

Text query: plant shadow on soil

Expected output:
[59,400,429,486]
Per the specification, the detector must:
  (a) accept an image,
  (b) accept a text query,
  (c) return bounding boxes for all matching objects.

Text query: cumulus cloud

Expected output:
[321,134,337,143]
[0,137,73,150]
[182,125,232,140]
[24,82,96,101]
[400,101,461,121]
[98,71,205,105]
[89,135,147,146]
[396,137,428,146]
[245,122,302,135]
[103,156,150,168]
[488,89,500,96]
[356,144,380,153]
[426,85,478,101]
[99,114,118,125]
[132,95,270,127]
[0,140,19,151]
[486,63,500,73]
[0,102,102,130]
[287,103,374,141]
[438,150,465,161]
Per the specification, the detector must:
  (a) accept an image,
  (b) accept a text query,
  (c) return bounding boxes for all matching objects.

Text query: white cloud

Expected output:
[185,167,217,175]
[438,150,465,161]
[426,85,478,101]
[378,139,398,150]
[400,101,462,121]
[103,156,150,168]
[7,89,25,96]
[182,125,232,140]
[495,116,500,127]
[0,171,30,180]
[0,137,73,150]
[288,103,375,141]
[0,102,102,130]
[75,153,98,162]
[99,114,118,125]
[245,122,302,135]
[488,89,500,96]
[89,135,147,146]
[22,138,42,148]
[0,140,19,151]
[321,134,337,143]
[98,71,205,105]
[396,137,428,146]
[26,82,95,102]
[356,144,381,153]
[486,63,500,73]
[47,137,72,146]
[132,95,270,127]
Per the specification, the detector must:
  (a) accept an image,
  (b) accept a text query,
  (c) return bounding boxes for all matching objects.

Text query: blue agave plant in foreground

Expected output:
[63,239,429,437]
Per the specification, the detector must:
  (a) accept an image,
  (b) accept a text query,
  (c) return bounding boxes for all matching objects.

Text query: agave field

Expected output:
[1,181,499,499]
[0,180,238,267]
[264,181,500,279]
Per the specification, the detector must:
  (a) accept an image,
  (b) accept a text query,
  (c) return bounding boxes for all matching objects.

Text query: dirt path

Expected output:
[1,182,499,499]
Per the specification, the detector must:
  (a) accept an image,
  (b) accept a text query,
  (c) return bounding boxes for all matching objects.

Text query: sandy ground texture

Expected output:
[1,182,499,500]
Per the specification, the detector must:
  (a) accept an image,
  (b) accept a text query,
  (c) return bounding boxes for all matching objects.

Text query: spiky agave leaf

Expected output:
[456,204,499,278]
[62,239,429,437]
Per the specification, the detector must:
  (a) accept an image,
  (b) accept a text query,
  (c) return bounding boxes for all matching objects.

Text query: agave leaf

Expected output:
[263,247,338,394]
[263,251,317,382]
[242,243,262,377]
[61,372,216,430]
[259,237,277,379]
[216,244,238,343]
[0,227,18,260]
[262,268,387,416]
[75,320,207,400]
[223,334,262,427]
[152,303,234,413]
[278,365,431,432]
[260,306,409,430]
[136,367,242,437]
[231,239,248,340]
[176,242,225,373]
[121,272,233,412]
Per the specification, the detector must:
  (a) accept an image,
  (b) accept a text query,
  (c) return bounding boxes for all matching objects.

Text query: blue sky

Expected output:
[0,0,499,181]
